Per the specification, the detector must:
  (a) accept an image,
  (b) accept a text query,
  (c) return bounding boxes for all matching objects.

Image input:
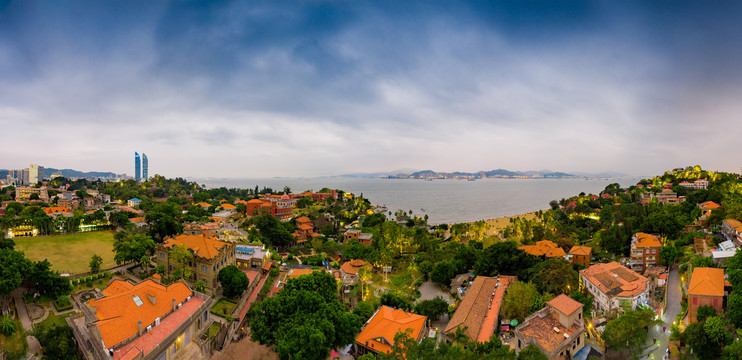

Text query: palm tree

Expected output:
[0,316,15,336]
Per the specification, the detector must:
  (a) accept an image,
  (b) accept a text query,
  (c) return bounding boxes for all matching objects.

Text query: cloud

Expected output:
[1,1,741,177]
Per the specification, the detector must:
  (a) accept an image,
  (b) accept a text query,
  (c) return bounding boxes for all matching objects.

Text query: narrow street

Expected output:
[640,266,681,359]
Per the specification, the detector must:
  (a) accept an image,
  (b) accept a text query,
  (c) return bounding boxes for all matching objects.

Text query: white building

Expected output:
[580,262,650,314]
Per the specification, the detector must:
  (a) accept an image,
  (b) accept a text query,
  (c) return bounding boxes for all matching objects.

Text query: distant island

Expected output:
[389,169,577,180]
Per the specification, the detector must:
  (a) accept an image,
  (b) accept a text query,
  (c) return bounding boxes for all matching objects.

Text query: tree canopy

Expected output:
[218,265,249,298]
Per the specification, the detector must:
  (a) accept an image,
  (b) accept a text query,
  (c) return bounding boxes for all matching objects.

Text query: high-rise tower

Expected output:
[142,153,148,180]
[135,152,141,182]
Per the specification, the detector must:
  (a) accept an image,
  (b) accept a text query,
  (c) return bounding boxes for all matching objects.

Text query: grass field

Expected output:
[0,317,26,358]
[14,231,117,275]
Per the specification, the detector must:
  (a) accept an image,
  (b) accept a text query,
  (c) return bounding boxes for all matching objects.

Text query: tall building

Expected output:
[134,152,141,182]
[142,153,148,180]
[29,164,44,184]
[21,169,30,185]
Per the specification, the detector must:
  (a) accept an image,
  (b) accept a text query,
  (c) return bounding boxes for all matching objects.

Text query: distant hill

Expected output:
[0,168,118,180]
[399,169,577,179]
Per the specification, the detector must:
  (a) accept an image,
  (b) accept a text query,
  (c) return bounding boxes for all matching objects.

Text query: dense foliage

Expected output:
[218,265,250,298]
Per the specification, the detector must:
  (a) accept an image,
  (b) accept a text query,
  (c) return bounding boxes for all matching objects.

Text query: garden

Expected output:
[13,231,117,274]
[210,299,237,320]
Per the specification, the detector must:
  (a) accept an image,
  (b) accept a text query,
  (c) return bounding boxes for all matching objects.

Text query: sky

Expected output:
[1,0,742,178]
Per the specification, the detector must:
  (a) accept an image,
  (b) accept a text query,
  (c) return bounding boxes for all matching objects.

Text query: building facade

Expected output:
[15,186,49,202]
[580,262,650,314]
[29,164,44,184]
[155,233,236,293]
[629,233,661,272]
[569,246,592,267]
[142,153,148,180]
[688,267,725,323]
[135,152,141,182]
[514,294,585,360]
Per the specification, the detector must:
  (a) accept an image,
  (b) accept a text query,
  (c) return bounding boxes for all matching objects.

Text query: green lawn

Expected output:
[0,318,27,359]
[14,231,117,274]
[210,299,237,319]
[208,322,221,340]
[36,308,76,330]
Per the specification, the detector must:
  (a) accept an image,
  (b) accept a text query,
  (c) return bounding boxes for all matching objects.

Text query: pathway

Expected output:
[640,266,681,360]
[237,275,269,322]
[11,288,32,332]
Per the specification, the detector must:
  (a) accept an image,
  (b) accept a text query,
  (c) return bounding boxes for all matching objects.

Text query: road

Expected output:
[640,266,681,359]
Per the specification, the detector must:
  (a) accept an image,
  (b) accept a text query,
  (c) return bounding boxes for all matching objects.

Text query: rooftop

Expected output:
[340,260,368,275]
[355,306,427,354]
[516,309,581,354]
[547,294,582,316]
[633,233,661,248]
[688,267,724,297]
[569,246,592,256]
[580,262,648,298]
[163,233,228,259]
[444,276,515,342]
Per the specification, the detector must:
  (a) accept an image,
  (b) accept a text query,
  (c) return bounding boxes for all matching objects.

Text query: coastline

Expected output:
[452,211,542,236]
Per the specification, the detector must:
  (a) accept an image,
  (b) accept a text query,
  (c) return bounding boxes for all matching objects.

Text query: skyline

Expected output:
[2,1,742,178]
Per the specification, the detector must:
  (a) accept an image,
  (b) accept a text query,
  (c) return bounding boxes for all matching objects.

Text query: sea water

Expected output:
[196,177,641,225]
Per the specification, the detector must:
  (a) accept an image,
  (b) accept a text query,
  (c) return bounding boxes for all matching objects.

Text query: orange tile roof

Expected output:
[536,240,558,249]
[547,294,582,316]
[220,203,236,209]
[288,268,316,279]
[163,233,228,259]
[580,262,648,298]
[569,246,592,256]
[443,276,515,342]
[296,216,311,224]
[356,306,427,354]
[236,200,248,205]
[195,202,212,207]
[516,310,581,353]
[340,260,368,275]
[519,245,547,256]
[43,206,72,214]
[699,201,721,210]
[519,240,561,257]
[724,219,742,231]
[88,279,192,348]
[634,233,661,248]
[130,217,146,223]
[545,247,566,258]
[688,267,724,297]
[297,224,313,230]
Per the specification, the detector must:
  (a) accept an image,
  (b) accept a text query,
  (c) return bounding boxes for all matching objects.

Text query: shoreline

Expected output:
[447,211,543,236]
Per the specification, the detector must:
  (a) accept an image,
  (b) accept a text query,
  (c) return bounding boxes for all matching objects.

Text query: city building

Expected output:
[722,219,742,246]
[135,152,141,182]
[688,267,725,323]
[235,244,270,271]
[15,186,49,202]
[259,193,296,221]
[568,246,592,267]
[155,233,236,293]
[514,294,585,360]
[29,164,44,184]
[67,278,212,360]
[656,189,681,204]
[580,262,649,314]
[343,229,374,245]
[694,179,709,189]
[128,198,142,207]
[629,233,662,272]
[443,275,515,342]
[353,306,428,357]
[142,153,148,180]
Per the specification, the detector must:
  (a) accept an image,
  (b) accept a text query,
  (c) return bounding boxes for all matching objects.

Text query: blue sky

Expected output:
[1,1,741,178]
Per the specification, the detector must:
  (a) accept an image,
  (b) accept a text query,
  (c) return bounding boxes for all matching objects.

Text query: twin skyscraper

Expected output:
[134,152,148,182]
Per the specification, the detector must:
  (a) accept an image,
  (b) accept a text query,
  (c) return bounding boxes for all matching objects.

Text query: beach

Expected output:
[457,211,541,236]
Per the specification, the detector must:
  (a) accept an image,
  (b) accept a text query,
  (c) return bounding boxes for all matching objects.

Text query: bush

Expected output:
[53,296,73,312]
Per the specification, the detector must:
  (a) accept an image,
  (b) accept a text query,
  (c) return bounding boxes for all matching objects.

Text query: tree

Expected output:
[113,233,156,265]
[89,254,103,274]
[139,254,151,270]
[729,291,742,327]
[249,271,361,360]
[0,316,15,336]
[146,210,183,242]
[430,261,457,286]
[414,297,449,320]
[0,232,14,250]
[380,292,413,311]
[27,260,72,298]
[218,265,249,298]
[169,244,194,280]
[501,281,540,322]
[703,316,729,346]
[0,249,30,295]
[682,321,715,359]
[353,301,375,323]
[195,280,207,293]
[602,307,658,354]
[474,241,538,278]
[517,344,548,360]
[254,214,295,248]
[659,245,679,266]
[533,259,577,295]
[696,305,716,322]
[34,324,78,360]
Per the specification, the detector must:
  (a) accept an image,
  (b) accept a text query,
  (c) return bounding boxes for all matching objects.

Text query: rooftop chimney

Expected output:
[147,293,156,305]
[172,298,176,312]
[138,320,143,336]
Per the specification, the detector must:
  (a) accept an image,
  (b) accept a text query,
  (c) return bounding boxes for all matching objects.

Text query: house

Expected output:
[358,233,373,246]
[235,244,270,270]
[343,229,373,245]
[514,294,585,360]
[443,276,515,342]
[340,260,370,285]
[155,233,236,293]
[59,198,81,210]
[694,179,709,189]
[194,202,212,210]
[127,198,142,207]
[293,216,321,242]
[656,189,681,204]
[259,194,296,221]
[353,306,428,357]
[629,233,662,272]
[519,240,566,259]
[580,262,649,314]
[67,278,212,360]
[678,182,694,189]
[698,201,722,223]
[712,240,738,266]
[721,219,742,246]
[43,206,73,218]
[568,246,592,267]
[218,203,236,213]
[130,217,147,227]
[688,267,725,323]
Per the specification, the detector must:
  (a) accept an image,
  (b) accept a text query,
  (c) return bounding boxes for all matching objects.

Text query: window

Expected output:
[160,253,165,259]
[201,265,207,272]
[693,297,697,305]
[714,298,718,306]
[132,296,144,307]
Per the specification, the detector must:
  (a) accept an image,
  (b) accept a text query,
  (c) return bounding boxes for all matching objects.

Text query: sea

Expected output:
[196,177,642,225]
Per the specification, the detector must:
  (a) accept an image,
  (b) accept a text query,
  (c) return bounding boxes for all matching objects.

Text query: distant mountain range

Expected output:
[331,169,629,179]
[0,168,118,180]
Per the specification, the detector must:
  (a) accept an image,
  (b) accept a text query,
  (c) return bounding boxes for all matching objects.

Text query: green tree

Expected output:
[34,324,78,360]
[659,245,679,266]
[169,244,193,280]
[27,260,72,298]
[195,280,207,293]
[146,209,183,242]
[218,265,249,298]
[0,316,15,336]
[696,305,716,322]
[353,301,375,323]
[89,254,103,274]
[249,271,361,360]
[501,281,540,322]
[682,321,715,359]
[533,259,577,295]
[728,291,742,327]
[0,232,15,250]
[254,214,295,248]
[113,233,156,265]
[0,249,30,295]
[602,307,658,355]
[380,292,413,311]
[474,241,538,278]
[430,261,457,286]
[517,344,548,360]
[703,316,729,346]
[414,297,449,320]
